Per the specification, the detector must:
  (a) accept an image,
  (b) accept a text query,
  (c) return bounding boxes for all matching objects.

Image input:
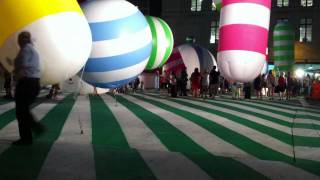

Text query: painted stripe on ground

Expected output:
[102,94,212,180]
[244,99,320,119]
[0,94,50,130]
[117,94,268,179]
[172,97,320,161]
[178,97,318,138]
[38,95,96,180]
[0,94,75,180]
[0,95,65,156]
[147,93,320,130]
[249,99,320,115]
[89,95,155,180]
[139,93,293,157]
[171,96,320,149]
[213,97,320,136]
[132,93,320,178]
[0,102,15,115]
[123,94,320,180]
[219,97,319,121]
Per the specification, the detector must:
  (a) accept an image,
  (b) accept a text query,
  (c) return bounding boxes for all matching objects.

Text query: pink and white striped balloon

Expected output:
[217,0,271,82]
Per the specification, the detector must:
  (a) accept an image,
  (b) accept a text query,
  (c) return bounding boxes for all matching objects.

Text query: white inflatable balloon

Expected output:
[60,76,108,95]
[164,44,218,79]
[0,0,92,85]
[81,0,152,89]
[217,0,271,82]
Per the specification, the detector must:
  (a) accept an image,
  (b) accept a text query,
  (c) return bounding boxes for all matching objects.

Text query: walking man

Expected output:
[12,31,44,145]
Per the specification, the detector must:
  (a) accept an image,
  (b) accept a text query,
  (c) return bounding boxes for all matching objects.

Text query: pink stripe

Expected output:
[218,24,268,55]
[222,0,271,9]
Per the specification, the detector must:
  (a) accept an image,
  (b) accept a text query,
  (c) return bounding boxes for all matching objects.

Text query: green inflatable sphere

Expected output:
[145,16,174,70]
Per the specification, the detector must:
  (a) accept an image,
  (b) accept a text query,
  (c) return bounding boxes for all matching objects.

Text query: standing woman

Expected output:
[253,74,263,99]
[12,31,44,145]
[266,70,275,100]
[169,71,177,97]
[278,72,286,100]
[200,69,209,99]
[190,68,201,98]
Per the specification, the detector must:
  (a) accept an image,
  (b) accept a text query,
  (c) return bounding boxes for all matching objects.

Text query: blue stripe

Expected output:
[87,75,139,89]
[193,45,213,71]
[89,11,148,41]
[84,42,152,72]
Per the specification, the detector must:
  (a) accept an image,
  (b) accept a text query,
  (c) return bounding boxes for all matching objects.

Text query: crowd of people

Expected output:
[160,66,221,99]
[157,67,318,101]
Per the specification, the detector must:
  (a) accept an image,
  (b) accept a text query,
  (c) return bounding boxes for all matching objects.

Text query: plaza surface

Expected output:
[0,91,319,180]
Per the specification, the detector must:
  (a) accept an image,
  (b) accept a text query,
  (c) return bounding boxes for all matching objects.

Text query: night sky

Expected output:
[77,0,162,17]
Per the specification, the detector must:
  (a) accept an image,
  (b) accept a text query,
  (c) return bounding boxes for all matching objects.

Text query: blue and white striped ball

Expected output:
[81,0,152,88]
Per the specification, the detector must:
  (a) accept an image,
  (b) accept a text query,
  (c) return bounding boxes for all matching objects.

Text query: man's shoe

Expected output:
[12,139,33,146]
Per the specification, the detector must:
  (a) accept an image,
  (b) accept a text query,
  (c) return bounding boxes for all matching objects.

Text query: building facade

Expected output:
[142,0,320,65]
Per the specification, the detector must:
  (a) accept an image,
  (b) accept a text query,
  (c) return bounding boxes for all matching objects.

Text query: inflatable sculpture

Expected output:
[0,0,92,85]
[217,0,271,82]
[81,0,152,88]
[145,16,174,70]
[273,22,295,73]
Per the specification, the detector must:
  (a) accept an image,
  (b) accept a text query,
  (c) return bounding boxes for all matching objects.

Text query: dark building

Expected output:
[134,0,319,67]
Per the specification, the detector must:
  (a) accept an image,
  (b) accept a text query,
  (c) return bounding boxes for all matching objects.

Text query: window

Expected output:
[191,0,203,11]
[210,21,219,44]
[277,0,289,7]
[186,36,196,43]
[301,0,313,7]
[299,18,312,42]
[276,18,289,23]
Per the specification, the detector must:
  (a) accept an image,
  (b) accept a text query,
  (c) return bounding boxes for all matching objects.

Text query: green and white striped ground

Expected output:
[145,16,174,70]
[273,22,295,73]
[0,92,319,179]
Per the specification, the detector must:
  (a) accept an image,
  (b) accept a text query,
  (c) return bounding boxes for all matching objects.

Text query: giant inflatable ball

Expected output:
[145,16,174,70]
[273,22,295,73]
[164,44,217,82]
[81,0,152,89]
[217,0,271,82]
[0,0,92,85]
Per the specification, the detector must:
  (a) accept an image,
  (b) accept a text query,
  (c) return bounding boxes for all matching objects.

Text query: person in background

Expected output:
[12,31,44,145]
[209,66,220,99]
[200,69,209,99]
[179,69,188,96]
[286,71,294,100]
[140,81,144,92]
[165,70,170,96]
[243,82,251,99]
[236,82,242,99]
[0,63,13,99]
[261,73,267,97]
[190,68,201,98]
[266,70,275,100]
[47,83,61,99]
[305,74,311,97]
[169,71,177,97]
[231,82,238,100]
[278,72,286,100]
[154,70,160,92]
[253,74,263,99]
[133,77,140,93]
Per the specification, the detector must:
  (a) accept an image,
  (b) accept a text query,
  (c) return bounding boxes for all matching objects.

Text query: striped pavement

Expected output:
[0,92,319,180]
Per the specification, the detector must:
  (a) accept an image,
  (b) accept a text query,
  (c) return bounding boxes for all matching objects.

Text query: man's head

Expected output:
[18,31,32,48]
[213,66,216,70]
